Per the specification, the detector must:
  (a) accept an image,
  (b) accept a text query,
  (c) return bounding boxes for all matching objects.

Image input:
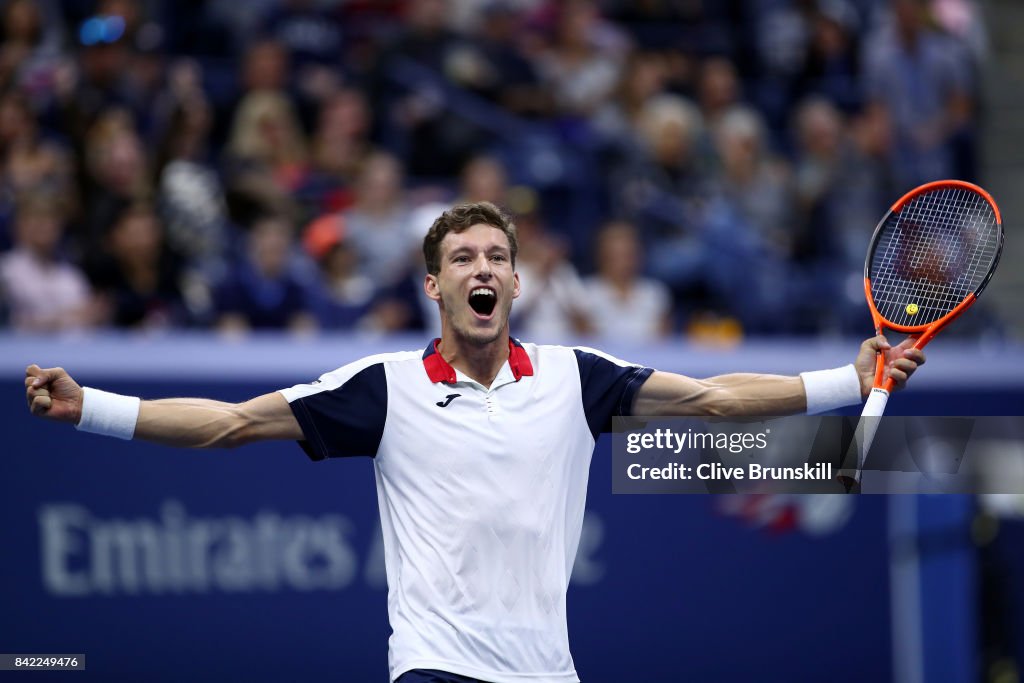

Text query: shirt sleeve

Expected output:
[278,360,387,460]
[573,347,654,439]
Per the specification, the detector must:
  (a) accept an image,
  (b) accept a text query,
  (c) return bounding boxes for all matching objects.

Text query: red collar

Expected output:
[422,338,534,384]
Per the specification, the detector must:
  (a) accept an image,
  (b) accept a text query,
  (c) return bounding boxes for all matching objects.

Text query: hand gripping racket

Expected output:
[846,180,1003,487]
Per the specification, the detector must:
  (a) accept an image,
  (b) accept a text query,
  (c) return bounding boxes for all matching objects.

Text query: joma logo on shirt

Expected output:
[436,394,461,408]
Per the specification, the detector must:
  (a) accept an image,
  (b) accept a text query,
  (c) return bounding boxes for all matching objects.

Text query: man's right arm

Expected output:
[26,364,303,449]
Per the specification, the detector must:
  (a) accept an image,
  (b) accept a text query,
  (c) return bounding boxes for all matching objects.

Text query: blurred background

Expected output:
[1,0,1023,681]
[0,0,1017,341]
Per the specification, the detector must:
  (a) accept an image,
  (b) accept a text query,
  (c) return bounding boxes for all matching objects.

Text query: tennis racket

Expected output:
[844,180,1003,488]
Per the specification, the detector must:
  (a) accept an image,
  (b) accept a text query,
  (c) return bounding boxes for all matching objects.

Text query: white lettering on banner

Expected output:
[38,501,358,597]
[40,504,91,597]
[38,501,606,596]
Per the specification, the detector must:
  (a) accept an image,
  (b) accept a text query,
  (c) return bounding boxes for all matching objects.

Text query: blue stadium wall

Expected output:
[2,334,1021,682]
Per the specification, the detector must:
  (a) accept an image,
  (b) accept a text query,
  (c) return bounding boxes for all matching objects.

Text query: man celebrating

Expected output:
[26,202,924,683]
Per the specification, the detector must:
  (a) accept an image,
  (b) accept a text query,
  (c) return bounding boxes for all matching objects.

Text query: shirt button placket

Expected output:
[484,393,500,419]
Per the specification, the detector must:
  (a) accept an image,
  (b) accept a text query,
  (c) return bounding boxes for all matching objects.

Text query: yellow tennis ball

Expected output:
[906,303,919,315]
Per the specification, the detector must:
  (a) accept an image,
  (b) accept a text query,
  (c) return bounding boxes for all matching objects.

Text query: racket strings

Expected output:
[869,187,1000,327]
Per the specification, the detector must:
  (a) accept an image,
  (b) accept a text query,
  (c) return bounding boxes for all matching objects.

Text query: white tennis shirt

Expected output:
[279,339,653,682]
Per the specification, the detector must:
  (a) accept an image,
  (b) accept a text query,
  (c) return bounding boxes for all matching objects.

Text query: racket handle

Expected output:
[861,386,890,418]
[839,388,889,491]
[839,385,888,491]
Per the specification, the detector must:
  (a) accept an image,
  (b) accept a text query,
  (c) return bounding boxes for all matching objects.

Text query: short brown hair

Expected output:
[423,201,518,275]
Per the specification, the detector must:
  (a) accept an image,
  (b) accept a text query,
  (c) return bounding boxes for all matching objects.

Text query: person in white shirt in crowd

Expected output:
[582,219,671,341]
[0,193,95,332]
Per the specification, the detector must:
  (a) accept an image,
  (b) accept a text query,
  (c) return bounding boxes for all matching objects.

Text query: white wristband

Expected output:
[800,364,863,415]
[75,387,141,440]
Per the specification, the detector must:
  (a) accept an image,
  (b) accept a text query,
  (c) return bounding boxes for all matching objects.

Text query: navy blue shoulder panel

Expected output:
[573,349,654,439]
[288,363,387,460]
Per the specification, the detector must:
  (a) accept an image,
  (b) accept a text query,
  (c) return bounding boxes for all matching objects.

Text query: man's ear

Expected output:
[512,271,520,299]
[424,273,441,302]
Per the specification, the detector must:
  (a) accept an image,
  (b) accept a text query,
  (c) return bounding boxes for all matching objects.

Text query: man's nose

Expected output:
[473,254,492,278]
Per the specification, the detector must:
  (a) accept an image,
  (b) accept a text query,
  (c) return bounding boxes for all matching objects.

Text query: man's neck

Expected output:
[437,334,510,388]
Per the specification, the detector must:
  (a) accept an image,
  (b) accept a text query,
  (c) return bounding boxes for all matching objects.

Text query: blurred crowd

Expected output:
[0,0,997,341]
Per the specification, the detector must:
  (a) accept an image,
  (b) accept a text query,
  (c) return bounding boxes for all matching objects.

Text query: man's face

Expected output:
[425,223,520,346]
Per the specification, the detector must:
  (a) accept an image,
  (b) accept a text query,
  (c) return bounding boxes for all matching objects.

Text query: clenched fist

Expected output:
[25,365,83,424]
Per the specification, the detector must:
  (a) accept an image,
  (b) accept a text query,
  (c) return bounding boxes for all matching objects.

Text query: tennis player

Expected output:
[26,202,923,683]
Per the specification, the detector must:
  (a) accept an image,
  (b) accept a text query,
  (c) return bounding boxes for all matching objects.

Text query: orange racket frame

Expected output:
[863,179,1003,393]
[843,179,1003,490]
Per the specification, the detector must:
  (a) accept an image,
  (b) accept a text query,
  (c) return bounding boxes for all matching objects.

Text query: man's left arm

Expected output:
[631,336,925,417]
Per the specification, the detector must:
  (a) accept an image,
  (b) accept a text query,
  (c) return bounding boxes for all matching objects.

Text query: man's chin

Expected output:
[441,301,511,345]
[466,327,504,346]
[456,319,505,345]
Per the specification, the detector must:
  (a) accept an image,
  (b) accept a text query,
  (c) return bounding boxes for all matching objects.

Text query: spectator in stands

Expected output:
[301,213,375,331]
[225,89,308,226]
[213,37,292,154]
[256,0,347,116]
[703,106,799,332]
[863,0,975,186]
[610,94,711,248]
[509,206,592,340]
[583,220,671,341]
[617,99,785,333]
[352,200,449,336]
[592,50,668,144]
[154,65,228,280]
[746,0,821,134]
[0,192,95,332]
[153,59,211,175]
[95,0,171,138]
[238,37,292,102]
[374,0,482,178]
[343,152,416,287]
[55,9,140,144]
[0,0,66,105]
[792,97,888,264]
[302,87,377,214]
[533,0,625,118]
[795,0,863,114]
[458,154,510,206]
[455,1,550,118]
[696,56,744,141]
[86,202,186,330]
[213,215,315,333]
[0,89,74,249]
[931,0,989,65]
[77,108,151,257]
[929,0,987,181]
[791,97,894,333]
[710,106,795,261]
[792,97,853,261]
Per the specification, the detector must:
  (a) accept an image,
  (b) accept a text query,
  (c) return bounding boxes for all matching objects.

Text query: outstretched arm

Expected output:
[25,364,303,448]
[632,336,925,417]
[632,370,806,417]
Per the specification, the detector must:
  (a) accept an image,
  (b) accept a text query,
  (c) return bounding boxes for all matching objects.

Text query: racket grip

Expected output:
[861,386,890,418]
[851,388,889,488]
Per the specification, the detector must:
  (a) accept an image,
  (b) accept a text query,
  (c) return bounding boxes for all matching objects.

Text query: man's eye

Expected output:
[453,256,470,263]
[491,255,507,262]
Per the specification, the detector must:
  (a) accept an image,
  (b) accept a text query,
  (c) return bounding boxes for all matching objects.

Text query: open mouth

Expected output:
[468,287,497,318]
